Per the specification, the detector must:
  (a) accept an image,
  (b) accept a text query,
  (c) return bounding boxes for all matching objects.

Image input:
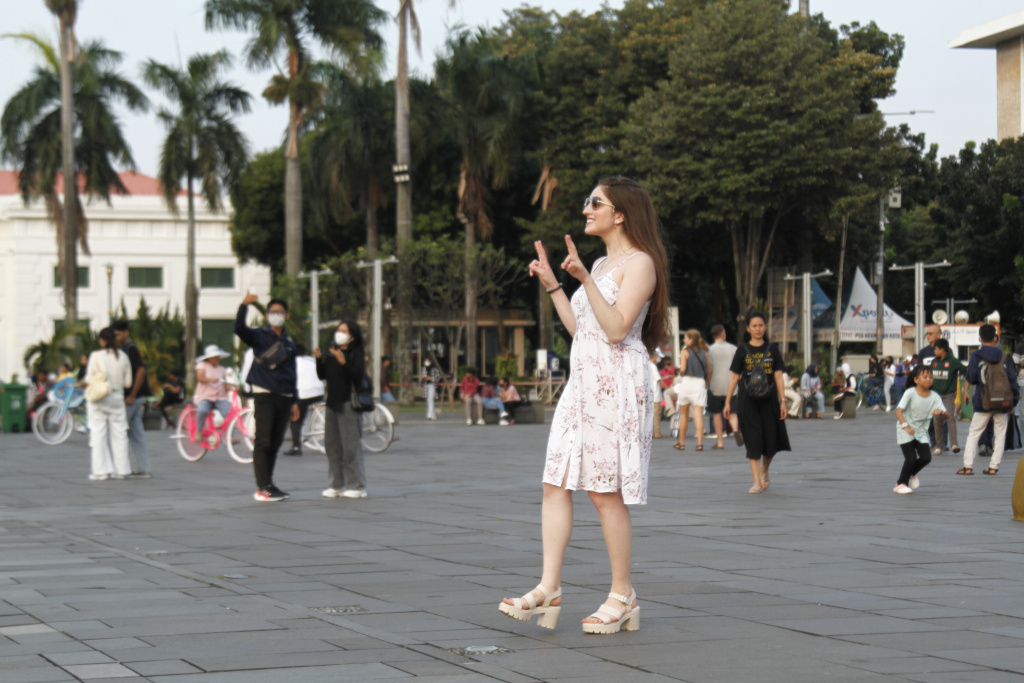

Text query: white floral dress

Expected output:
[542,256,653,505]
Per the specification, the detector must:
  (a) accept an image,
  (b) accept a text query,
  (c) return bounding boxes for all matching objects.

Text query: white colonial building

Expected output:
[0,170,272,382]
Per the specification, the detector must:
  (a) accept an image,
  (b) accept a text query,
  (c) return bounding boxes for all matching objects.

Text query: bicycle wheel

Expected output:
[869,387,885,407]
[34,403,73,445]
[176,406,207,462]
[361,403,394,453]
[303,403,326,453]
[227,408,255,464]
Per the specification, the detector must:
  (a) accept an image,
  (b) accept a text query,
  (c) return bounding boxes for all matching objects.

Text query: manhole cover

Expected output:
[313,606,366,614]
[220,573,251,580]
[448,645,511,657]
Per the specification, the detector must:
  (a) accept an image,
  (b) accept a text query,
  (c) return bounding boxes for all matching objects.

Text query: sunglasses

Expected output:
[582,196,616,211]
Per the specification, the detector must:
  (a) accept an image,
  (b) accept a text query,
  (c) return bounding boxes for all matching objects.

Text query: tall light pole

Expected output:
[298,268,332,351]
[875,195,888,355]
[105,264,114,324]
[890,260,950,351]
[357,256,399,398]
[784,269,831,368]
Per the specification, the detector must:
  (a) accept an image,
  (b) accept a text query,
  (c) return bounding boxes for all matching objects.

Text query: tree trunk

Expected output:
[363,186,376,357]
[395,4,415,406]
[729,213,784,334]
[185,174,199,389]
[465,222,478,370]
[59,17,77,329]
[284,98,303,276]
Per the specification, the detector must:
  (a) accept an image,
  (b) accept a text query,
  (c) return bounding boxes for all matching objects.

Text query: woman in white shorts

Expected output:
[674,329,711,451]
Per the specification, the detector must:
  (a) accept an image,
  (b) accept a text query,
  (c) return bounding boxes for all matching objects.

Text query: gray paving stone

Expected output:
[61,662,138,678]
[124,660,201,676]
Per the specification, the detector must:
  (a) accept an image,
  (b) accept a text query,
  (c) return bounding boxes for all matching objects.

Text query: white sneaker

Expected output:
[322,488,343,498]
[833,413,843,420]
[931,448,942,456]
[500,412,510,419]
[893,484,913,494]
[873,405,880,410]
[88,473,109,481]
[476,418,486,426]
[909,475,920,490]
[341,489,367,499]
[499,419,510,426]
[885,406,892,412]
[466,418,473,426]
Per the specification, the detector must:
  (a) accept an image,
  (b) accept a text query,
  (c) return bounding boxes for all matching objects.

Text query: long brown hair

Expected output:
[598,176,670,352]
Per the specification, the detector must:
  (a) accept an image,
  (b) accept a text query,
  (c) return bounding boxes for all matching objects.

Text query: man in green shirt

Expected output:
[929,338,966,456]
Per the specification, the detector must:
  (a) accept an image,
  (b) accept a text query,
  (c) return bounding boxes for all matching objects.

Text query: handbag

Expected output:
[255,340,289,371]
[350,372,375,413]
[85,355,111,403]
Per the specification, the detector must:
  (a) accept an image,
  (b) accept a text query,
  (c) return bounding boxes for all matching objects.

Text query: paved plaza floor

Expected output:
[1,407,1024,682]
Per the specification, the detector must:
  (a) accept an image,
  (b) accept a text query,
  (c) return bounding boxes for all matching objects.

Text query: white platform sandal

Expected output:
[581,590,640,634]
[498,585,561,629]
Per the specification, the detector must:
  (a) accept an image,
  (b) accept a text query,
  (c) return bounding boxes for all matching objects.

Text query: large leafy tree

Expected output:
[44,0,80,329]
[435,28,534,369]
[622,0,901,325]
[205,0,387,277]
[0,37,147,304]
[142,51,251,387]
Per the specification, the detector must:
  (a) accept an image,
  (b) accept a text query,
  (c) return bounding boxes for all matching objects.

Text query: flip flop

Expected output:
[983,468,998,475]
[956,468,973,475]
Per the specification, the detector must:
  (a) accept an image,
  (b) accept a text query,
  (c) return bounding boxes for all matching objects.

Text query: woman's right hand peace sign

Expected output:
[528,240,559,290]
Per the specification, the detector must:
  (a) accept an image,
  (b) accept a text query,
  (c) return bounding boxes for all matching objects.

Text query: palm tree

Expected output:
[306,66,392,259]
[142,51,251,387]
[1,36,148,308]
[394,0,454,405]
[435,28,532,369]
[205,0,387,277]
[44,0,79,328]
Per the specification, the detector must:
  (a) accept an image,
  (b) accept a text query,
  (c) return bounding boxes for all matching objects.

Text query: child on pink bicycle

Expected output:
[194,345,232,443]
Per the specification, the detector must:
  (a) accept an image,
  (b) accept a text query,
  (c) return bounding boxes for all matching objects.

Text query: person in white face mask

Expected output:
[235,292,300,502]
[315,320,368,499]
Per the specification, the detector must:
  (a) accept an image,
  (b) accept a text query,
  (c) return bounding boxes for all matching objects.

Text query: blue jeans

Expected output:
[482,397,506,414]
[124,399,151,474]
[196,399,232,432]
[381,391,395,403]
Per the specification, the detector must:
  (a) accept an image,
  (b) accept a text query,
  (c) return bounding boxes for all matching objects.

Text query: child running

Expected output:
[894,365,948,494]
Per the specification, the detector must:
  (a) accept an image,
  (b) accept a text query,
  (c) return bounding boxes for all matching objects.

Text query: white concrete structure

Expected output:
[950,11,1024,140]
[0,171,271,382]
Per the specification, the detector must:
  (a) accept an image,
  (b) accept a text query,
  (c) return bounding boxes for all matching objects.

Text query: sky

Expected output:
[0,0,1022,178]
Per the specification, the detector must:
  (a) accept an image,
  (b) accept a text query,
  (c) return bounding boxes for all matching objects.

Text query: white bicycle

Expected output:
[302,401,395,454]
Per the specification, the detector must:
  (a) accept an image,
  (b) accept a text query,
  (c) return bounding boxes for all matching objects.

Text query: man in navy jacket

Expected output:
[960,324,1019,475]
[235,292,299,502]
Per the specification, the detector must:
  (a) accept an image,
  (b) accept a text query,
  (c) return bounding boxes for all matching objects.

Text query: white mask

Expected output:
[267,313,286,328]
[335,332,351,346]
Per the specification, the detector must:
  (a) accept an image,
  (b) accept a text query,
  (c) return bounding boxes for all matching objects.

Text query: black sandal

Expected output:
[983,468,998,475]
[696,444,704,451]
[673,443,685,450]
[956,467,973,475]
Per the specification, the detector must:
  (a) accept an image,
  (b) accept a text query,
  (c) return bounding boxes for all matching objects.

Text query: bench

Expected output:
[840,394,857,419]
[483,403,544,425]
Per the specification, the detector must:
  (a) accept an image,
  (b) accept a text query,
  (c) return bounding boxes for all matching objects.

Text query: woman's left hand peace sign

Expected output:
[561,235,590,284]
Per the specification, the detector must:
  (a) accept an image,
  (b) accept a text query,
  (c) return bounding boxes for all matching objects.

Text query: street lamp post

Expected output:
[784,269,832,368]
[297,268,332,351]
[890,260,951,351]
[105,264,114,324]
[357,257,399,399]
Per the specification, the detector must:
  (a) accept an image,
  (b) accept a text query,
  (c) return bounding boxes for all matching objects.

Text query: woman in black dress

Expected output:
[722,311,791,493]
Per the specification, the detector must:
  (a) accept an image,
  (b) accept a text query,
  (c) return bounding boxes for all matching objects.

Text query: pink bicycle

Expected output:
[173,389,254,463]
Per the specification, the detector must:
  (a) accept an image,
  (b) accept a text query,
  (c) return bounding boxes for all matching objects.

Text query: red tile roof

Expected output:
[0,170,184,197]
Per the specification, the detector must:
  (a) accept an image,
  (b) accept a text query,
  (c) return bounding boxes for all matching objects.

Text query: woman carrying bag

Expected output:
[315,320,368,499]
[85,327,133,480]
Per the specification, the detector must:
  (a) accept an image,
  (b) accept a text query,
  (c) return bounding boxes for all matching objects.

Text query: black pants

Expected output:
[289,397,320,447]
[253,394,293,490]
[504,400,522,421]
[898,440,931,486]
[157,393,183,424]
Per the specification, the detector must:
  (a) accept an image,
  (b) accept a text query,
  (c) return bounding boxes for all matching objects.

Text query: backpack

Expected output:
[743,344,774,400]
[980,352,1014,412]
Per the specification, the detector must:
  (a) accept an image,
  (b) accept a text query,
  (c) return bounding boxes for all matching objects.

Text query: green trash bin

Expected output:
[1,383,29,433]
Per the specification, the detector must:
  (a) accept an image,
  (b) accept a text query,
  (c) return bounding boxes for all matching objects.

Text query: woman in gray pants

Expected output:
[315,320,367,499]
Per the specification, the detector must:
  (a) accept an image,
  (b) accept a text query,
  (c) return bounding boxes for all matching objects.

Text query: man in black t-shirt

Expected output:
[113,320,152,477]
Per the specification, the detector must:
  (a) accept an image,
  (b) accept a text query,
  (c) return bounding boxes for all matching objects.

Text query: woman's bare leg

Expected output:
[693,405,705,447]
[583,491,635,623]
[503,481,571,607]
[677,404,689,448]
[749,458,763,488]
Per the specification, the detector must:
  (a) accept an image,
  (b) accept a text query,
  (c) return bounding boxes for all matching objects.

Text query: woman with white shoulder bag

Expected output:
[85,327,134,480]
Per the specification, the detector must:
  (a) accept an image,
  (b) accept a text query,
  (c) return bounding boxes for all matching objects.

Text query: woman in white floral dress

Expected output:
[499,177,670,634]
